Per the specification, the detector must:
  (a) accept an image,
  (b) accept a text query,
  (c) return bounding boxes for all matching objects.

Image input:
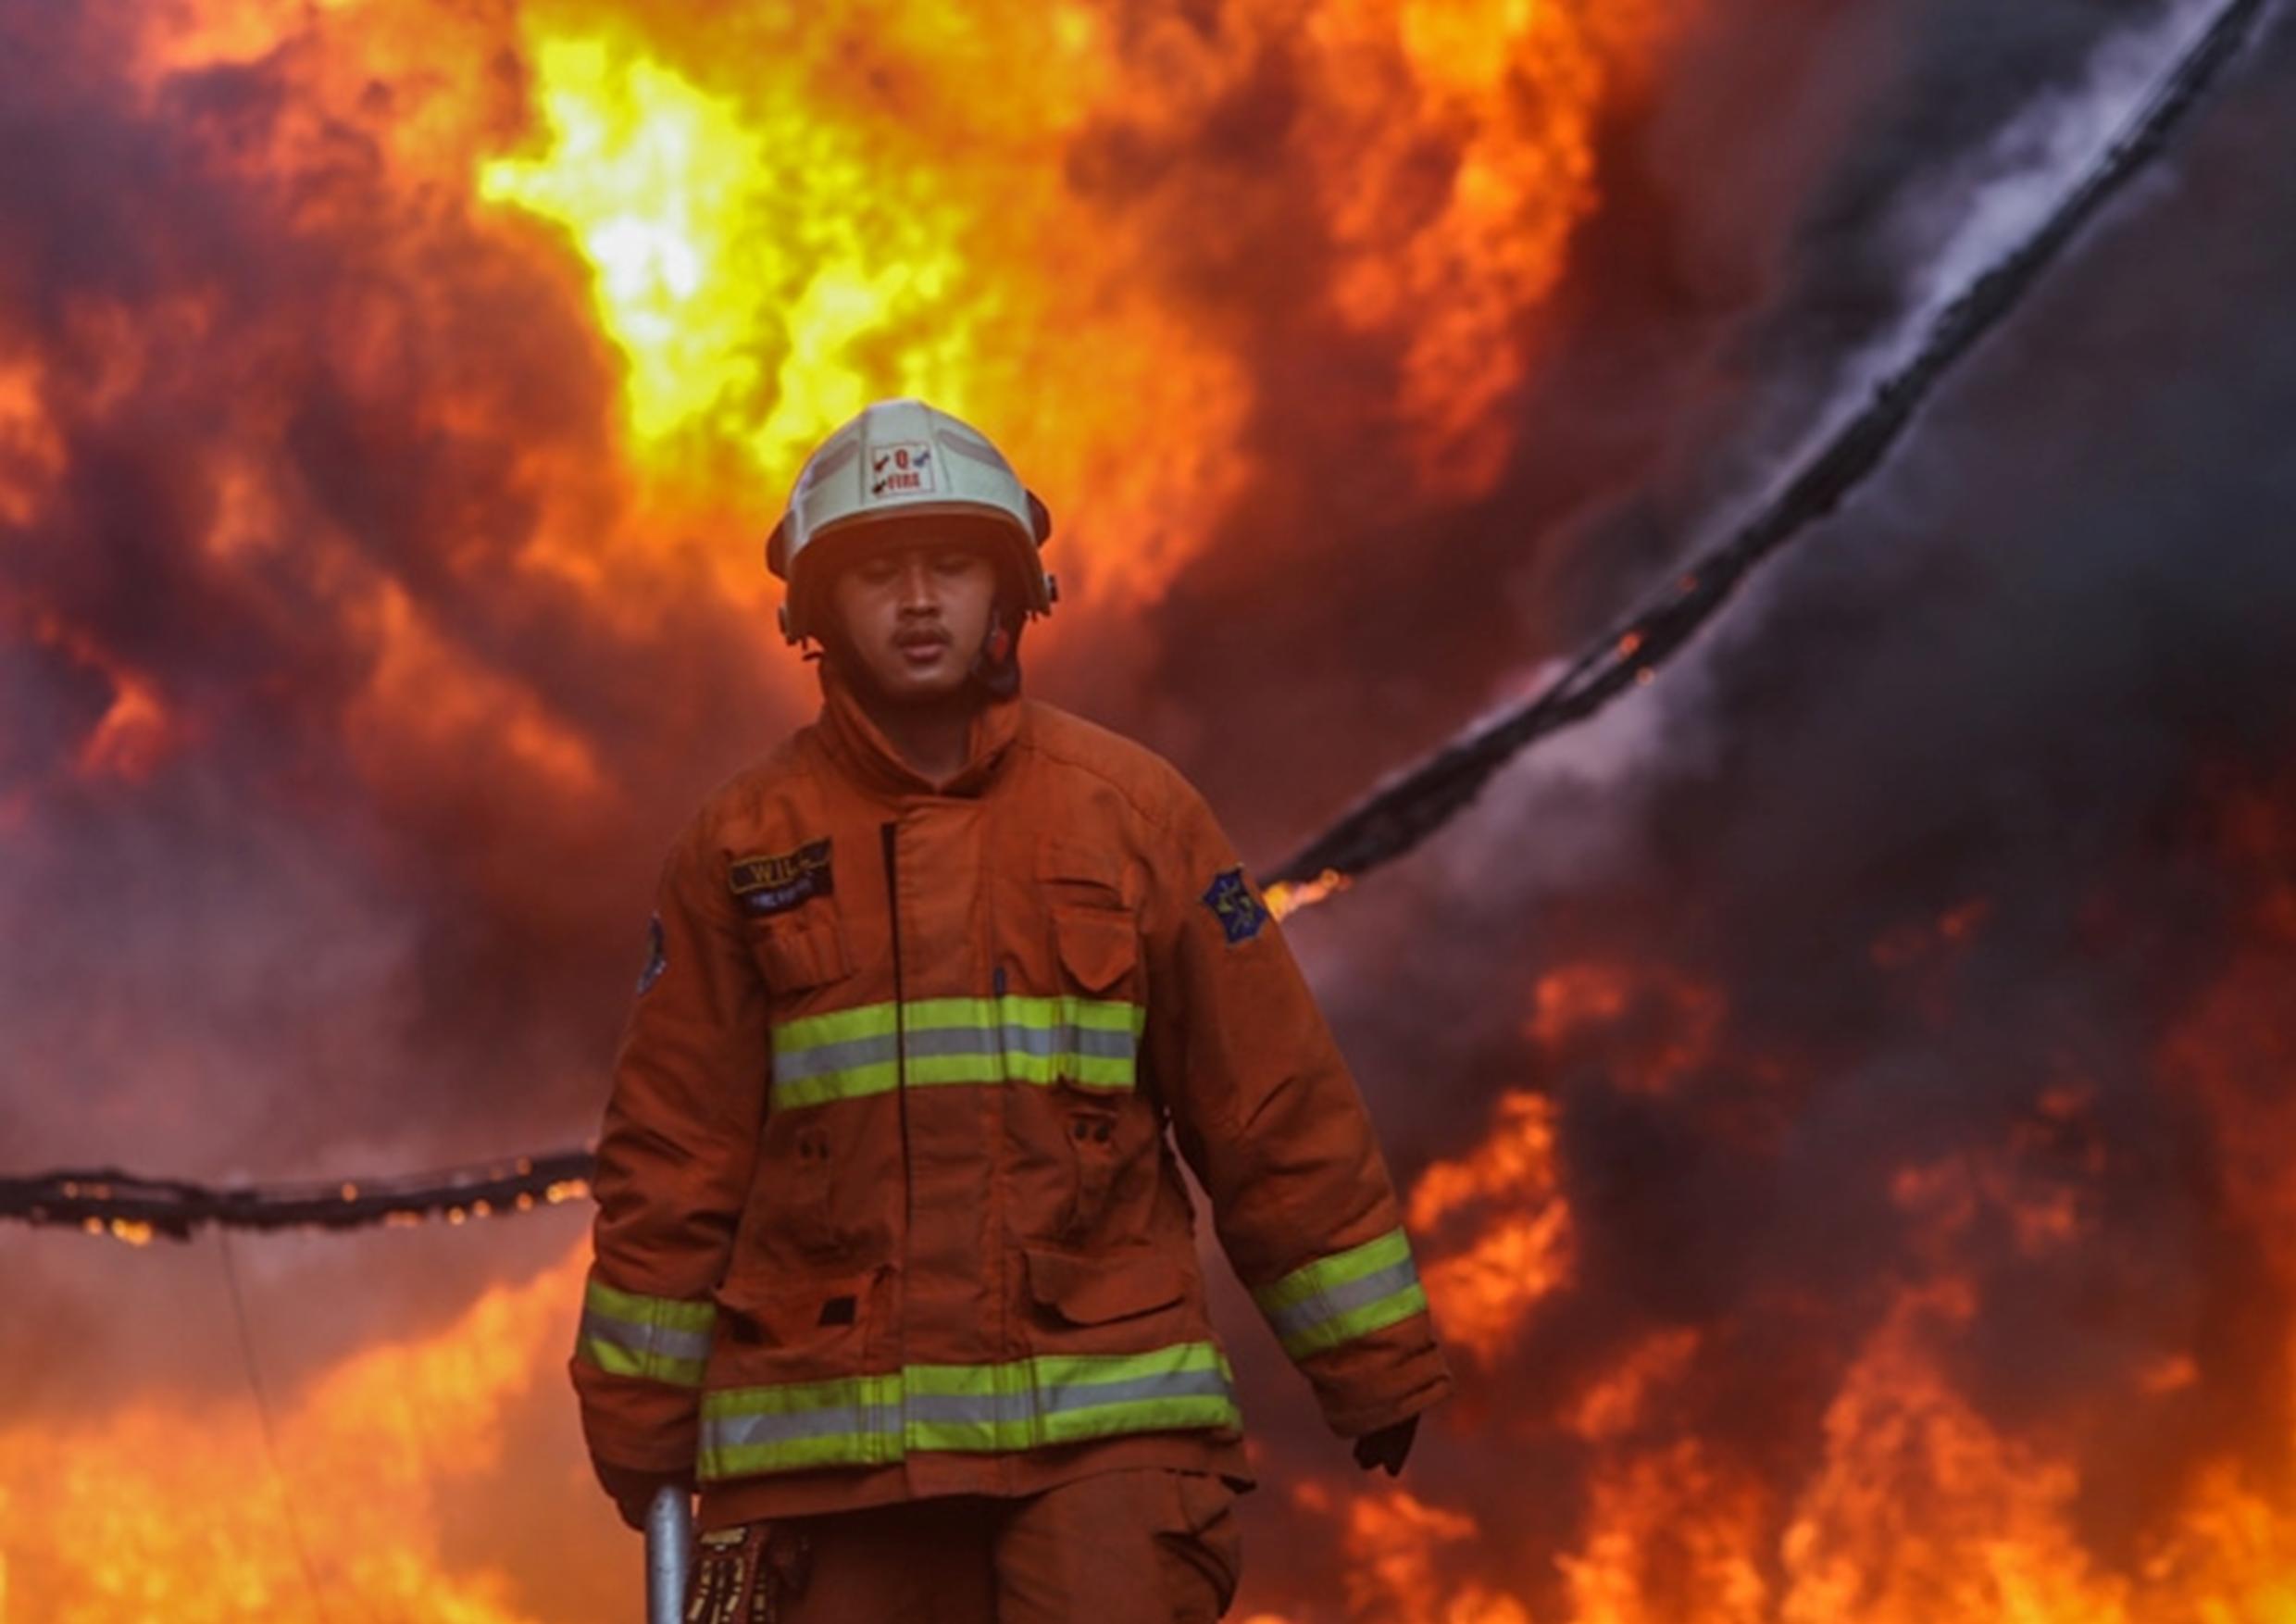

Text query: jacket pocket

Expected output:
[753,910,850,993]
[712,1264,883,1368]
[1022,1243,1188,1327]
[1051,905,1139,997]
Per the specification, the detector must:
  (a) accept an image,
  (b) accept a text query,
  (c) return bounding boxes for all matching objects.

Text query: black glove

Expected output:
[1351,1414,1419,1478]
[593,1457,693,1533]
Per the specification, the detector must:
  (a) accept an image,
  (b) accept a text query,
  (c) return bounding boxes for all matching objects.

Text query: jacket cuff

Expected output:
[1307,1331,1457,1439]
[570,1355,703,1475]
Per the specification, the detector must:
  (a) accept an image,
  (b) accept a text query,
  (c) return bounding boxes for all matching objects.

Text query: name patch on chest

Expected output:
[730,838,834,918]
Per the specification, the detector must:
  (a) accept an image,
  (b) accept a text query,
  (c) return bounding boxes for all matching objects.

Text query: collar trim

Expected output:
[813,656,1025,798]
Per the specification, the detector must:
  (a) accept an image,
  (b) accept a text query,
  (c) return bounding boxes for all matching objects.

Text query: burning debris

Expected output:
[1262,0,2278,910]
[0,1152,593,1240]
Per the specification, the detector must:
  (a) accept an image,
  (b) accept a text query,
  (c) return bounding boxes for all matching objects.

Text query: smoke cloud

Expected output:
[6,0,2294,1617]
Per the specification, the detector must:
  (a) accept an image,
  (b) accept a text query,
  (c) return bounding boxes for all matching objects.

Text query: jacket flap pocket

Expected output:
[712,1267,880,1351]
[1036,837,1127,897]
[1052,906,1138,994]
[1024,1245,1187,1326]
[755,915,850,992]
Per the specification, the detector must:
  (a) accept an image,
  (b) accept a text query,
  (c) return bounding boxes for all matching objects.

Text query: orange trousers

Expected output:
[681,1468,1242,1624]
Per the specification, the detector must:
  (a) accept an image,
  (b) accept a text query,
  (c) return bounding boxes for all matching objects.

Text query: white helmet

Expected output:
[766,398,1057,645]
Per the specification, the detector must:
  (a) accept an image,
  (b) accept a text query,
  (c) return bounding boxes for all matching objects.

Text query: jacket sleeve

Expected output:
[569,809,769,1477]
[1142,769,1454,1439]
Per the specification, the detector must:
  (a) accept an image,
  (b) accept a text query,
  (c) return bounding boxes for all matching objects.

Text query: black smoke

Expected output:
[1221,3,2296,1614]
[6,0,2295,1617]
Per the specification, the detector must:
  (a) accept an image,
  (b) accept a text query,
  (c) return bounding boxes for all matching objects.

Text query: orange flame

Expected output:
[0,356,65,527]
[0,1239,614,1623]
[1531,961,1724,1096]
[1409,1090,1574,1366]
[0,1,1799,1618]
[102,0,1672,619]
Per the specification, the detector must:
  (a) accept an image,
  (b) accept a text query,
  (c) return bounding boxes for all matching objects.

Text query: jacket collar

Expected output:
[812,654,1026,799]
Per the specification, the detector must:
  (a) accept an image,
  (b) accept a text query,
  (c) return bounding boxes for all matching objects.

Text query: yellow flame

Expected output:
[480,36,967,472]
[469,1,1672,603]
[471,9,1258,601]
[1408,1091,1573,1364]
[1266,868,1353,920]
[0,1240,604,1622]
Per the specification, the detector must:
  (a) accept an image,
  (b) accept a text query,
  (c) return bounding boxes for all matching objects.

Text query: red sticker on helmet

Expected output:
[869,440,937,498]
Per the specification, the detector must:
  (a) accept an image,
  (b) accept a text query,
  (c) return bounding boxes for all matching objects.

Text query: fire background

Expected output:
[6,0,2296,1618]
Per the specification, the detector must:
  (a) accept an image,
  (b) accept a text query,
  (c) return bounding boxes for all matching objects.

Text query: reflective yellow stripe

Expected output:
[769,993,1146,1111]
[696,1342,1242,1480]
[773,995,1143,1052]
[1251,1228,1430,1359]
[697,1373,905,1474]
[575,1278,717,1388]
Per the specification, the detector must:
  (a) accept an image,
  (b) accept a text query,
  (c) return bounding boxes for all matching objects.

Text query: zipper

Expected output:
[879,819,907,1089]
[880,820,913,1311]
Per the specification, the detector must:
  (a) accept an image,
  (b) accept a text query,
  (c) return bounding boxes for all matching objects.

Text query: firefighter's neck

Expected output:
[846,666,982,790]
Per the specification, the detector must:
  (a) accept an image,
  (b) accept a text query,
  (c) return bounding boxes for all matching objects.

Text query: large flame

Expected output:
[466,0,1668,554]
[470,3,1251,590]
[15,0,2296,1608]
[9,0,1678,1609]
[1411,1088,1575,1366]
[148,0,1669,611]
[0,1239,608,1623]
[95,0,2296,1620]
[1231,885,2296,1619]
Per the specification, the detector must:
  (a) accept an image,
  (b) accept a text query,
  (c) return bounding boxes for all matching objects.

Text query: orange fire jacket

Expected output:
[571,656,1454,1530]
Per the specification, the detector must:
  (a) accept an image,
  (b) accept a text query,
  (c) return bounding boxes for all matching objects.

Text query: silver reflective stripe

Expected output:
[705,1401,902,1452]
[578,1309,714,1367]
[1261,1255,1420,1348]
[1043,1365,1235,1415]
[773,1020,1139,1082]
[577,1278,718,1386]
[902,1389,1040,1430]
[997,1024,1138,1061]
[1252,1227,1430,1359]
[773,1029,901,1083]
[696,1343,1242,1478]
[903,1366,1236,1428]
[769,995,1145,1109]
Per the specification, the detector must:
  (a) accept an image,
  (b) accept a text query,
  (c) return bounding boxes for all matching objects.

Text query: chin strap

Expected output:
[967,600,1023,700]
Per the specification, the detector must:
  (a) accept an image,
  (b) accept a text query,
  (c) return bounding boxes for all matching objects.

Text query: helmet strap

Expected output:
[967,599,1024,700]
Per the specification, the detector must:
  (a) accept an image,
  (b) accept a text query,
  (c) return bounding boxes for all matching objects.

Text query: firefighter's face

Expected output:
[827,531,1000,703]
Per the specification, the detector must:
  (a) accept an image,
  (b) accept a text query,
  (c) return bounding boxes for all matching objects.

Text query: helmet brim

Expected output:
[784,506,1049,644]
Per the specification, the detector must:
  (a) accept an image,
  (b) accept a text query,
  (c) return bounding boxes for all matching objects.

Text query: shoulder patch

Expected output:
[636,913,668,995]
[730,837,833,918]
[1202,865,1269,945]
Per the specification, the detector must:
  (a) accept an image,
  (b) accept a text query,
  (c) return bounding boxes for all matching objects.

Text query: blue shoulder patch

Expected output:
[1202,866,1269,945]
[636,913,668,995]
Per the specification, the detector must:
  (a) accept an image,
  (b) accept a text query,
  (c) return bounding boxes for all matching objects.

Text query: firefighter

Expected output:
[572,398,1453,1621]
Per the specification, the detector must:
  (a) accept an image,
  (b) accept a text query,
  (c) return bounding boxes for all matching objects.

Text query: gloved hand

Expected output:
[593,1456,694,1533]
[1351,1414,1419,1478]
